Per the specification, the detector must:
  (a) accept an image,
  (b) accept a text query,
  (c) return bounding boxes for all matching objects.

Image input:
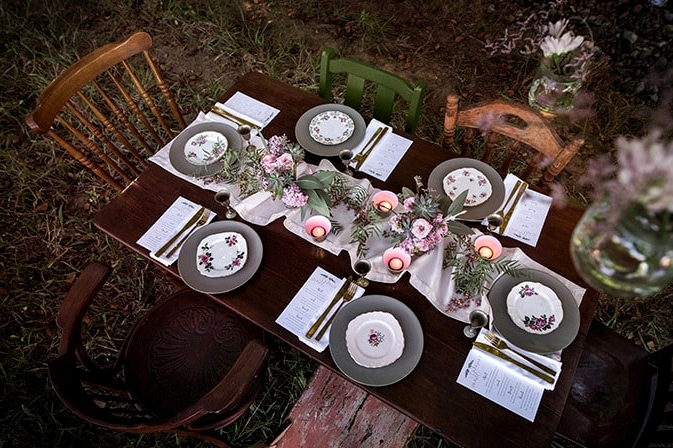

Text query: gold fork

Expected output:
[315,282,359,341]
[500,181,528,233]
[484,331,557,376]
[496,180,521,218]
[166,208,211,258]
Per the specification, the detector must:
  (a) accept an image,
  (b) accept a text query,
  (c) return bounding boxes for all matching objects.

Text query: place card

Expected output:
[457,346,544,422]
[213,91,280,129]
[276,267,363,352]
[352,119,412,181]
[488,174,552,247]
[136,196,215,266]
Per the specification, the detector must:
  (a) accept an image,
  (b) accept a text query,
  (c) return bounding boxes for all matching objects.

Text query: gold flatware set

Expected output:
[306,277,360,341]
[210,105,260,130]
[353,126,388,171]
[155,207,211,258]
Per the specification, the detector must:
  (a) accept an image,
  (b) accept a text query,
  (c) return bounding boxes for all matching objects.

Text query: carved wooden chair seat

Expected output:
[49,261,268,447]
[26,31,186,192]
[443,94,584,192]
[556,320,673,447]
[319,47,426,134]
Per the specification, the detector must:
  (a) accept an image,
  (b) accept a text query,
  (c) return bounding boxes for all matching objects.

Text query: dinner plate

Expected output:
[184,130,228,165]
[345,311,405,368]
[330,295,423,386]
[428,158,505,220]
[169,122,243,177]
[295,104,366,156]
[489,269,580,353]
[506,281,564,335]
[442,167,493,206]
[178,221,262,294]
[309,110,355,145]
[196,232,248,278]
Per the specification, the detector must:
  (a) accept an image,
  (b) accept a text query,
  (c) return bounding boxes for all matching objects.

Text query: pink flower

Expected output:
[267,135,285,156]
[276,153,294,172]
[388,215,404,233]
[403,197,415,211]
[281,183,308,207]
[261,154,277,173]
[411,218,432,239]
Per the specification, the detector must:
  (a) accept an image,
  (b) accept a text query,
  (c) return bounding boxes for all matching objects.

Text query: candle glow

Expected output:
[388,257,404,270]
[304,215,331,242]
[474,235,502,260]
[372,191,399,215]
[383,247,411,273]
[311,226,326,238]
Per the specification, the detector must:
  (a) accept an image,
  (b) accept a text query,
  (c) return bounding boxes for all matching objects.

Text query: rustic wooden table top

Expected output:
[94,71,598,448]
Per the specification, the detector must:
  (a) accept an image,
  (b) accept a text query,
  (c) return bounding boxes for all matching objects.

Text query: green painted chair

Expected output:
[318,47,427,134]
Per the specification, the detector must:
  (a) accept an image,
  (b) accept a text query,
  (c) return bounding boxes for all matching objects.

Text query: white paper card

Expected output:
[136,196,214,266]
[457,348,544,422]
[276,267,364,352]
[488,174,552,247]
[215,91,280,129]
[350,119,412,181]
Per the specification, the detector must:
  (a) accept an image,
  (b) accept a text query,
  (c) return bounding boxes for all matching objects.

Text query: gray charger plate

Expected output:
[330,294,423,387]
[488,269,580,354]
[295,104,366,156]
[428,158,505,220]
[169,122,243,177]
[178,221,263,294]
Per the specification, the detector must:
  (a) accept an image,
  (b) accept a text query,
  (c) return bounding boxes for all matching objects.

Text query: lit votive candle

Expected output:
[304,215,331,242]
[474,235,503,260]
[372,191,399,216]
[383,247,411,273]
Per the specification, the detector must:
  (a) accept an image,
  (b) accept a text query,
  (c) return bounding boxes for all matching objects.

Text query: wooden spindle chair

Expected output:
[555,320,673,447]
[26,31,186,192]
[443,94,583,192]
[49,261,268,447]
[319,47,426,134]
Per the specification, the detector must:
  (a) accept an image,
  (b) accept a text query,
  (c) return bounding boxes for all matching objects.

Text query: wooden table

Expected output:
[94,72,598,448]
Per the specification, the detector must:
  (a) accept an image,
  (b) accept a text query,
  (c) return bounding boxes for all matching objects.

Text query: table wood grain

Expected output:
[94,71,598,448]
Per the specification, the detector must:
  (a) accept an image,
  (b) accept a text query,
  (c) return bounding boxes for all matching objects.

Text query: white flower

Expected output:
[540,32,584,57]
[546,19,569,38]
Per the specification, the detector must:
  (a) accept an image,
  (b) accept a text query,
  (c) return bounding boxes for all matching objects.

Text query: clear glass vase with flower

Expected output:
[570,129,673,297]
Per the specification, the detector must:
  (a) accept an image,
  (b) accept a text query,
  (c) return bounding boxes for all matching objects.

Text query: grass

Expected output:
[2,0,671,447]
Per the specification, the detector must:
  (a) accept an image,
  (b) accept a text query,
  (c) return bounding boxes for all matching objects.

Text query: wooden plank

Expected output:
[274,366,417,448]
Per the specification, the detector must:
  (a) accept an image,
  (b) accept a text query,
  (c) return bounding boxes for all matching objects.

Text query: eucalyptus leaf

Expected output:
[401,186,415,199]
[447,189,468,216]
[312,170,337,185]
[306,189,331,216]
[295,176,324,190]
[447,221,474,235]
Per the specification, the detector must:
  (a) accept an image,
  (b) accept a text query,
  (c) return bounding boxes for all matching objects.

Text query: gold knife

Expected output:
[155,206,205,258]
[500,181,528,233]
[354,127,389,171]
[210,105,260,129]
[473,342,554,384]
[305,276,353,338]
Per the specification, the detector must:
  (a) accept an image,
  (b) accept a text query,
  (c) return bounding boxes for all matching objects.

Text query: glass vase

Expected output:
[570,200,673,298]
[528,64,583,115]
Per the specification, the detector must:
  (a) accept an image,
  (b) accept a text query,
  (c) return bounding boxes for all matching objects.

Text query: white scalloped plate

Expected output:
[442,167,493,206]
[345,311,405,368]
[506,281,564,335]
[184,131,228,165]
[196,232,247,278]
[308,110,355,145]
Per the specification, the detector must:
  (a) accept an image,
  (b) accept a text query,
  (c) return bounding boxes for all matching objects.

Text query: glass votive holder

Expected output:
[372,191,399,216]
[383,247,411,273]
[474,235,503,260]
[304,215,331,242]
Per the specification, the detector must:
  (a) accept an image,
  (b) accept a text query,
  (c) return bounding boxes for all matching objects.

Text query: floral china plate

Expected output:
[506,281,564,335]
[308,110,355,145]
[295,104,366,156]
[442,167,493,206]
[184,131,228,165]
[345,311,405,368]
[196,232,248,278]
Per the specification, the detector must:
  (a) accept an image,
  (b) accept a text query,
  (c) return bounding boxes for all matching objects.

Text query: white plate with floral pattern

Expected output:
[506,281,564,335]
[184,131,228,165]
[489,269,580,354]
[178,221,262,294]
[442,167,493,206]
[196,232,247,278]
[345,311,405,368]
[295,104,366,156]
[308,110,355,145]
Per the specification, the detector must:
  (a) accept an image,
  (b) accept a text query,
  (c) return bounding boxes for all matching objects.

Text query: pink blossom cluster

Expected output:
[281,183,308,208]
[388,197,449,255]
[261,152,294,174]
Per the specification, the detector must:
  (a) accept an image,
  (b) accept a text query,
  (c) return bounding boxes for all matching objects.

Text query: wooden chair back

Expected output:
[319,47,426,134]
[556,320,673,447]
[49,261,268,447]
[443,94,583,191]
[26,32,186,191]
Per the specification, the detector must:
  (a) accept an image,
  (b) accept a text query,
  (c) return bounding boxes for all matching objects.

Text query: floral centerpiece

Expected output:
[237,134,336,217]
[385,176,473,256]
[570,129,673,297]
[484,2,598,115]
